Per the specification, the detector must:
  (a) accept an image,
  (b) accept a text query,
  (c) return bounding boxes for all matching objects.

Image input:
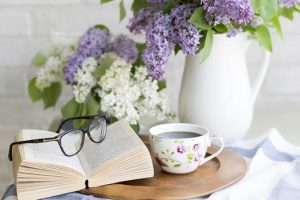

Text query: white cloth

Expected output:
[2,129,300,200]
[204,128,300,200]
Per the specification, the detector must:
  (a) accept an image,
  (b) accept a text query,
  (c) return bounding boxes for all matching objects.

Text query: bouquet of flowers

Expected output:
[28,25,173,131]
[105,0,300,80]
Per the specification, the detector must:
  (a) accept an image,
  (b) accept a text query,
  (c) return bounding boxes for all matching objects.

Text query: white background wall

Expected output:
[1,0,300,195]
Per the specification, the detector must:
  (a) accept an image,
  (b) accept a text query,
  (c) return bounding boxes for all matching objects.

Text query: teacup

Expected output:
[149,123,224,174]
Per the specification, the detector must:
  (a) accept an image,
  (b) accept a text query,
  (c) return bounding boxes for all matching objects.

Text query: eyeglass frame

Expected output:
[8,114,107,161]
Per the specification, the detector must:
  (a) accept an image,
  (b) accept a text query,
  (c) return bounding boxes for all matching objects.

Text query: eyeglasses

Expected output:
[8,114,107,161]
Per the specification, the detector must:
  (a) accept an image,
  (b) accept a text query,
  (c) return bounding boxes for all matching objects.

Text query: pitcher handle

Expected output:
[246,37,271,104]
[199,137,224,166]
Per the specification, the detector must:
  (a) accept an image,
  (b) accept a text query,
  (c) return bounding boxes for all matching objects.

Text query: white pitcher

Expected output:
[178,33,270,144]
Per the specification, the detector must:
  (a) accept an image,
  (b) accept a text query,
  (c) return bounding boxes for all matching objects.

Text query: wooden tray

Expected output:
[80,139,247,200]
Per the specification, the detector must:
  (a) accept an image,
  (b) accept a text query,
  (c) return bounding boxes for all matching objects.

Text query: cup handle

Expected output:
[199,137,224,166]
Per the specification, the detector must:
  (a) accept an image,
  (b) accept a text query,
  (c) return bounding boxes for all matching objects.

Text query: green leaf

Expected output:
[158,80,166,91]
[255,25,272,52]
[136,43,146,54]
[161,1,176,14]
[244,24,256,34]
[87,95,100,115]
[294,7,300,13]
[130,123,140,134]
[296,3,300,11]
[94,24,110,32]
[279,7,295,20]
[272,16,283,39]
[119,0,126,22]
[93,56,115,78]
[131,0,150,14]
[174,44,181,55]
[28,78,42,102]
[100,0,114,4]
[31,52,47,67]
[200,29,213,63]
[252,0,278,21]
[214,24,228,33]
[109,116,119,123]
[42,82,62,109]
[133,43,146,67]
[73,104,88,128]
[189,7,211,30]
[173,164,181,168]
[61,98,81,119]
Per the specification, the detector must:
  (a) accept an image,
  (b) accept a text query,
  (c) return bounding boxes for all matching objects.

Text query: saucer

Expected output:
[80,137,247,200]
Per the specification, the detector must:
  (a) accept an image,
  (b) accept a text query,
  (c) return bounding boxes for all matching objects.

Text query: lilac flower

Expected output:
[142,12,175,80]
[127,7,155,34]
[64,53,85,84]
[109,35,138,64]
[202,0,254,26]
[64,27,110,84]
[143,47,168,80]
[170,4,201,55]
[77,27,110,58]
[127,0,169,34]
[143,4,201,79]
[278,0,297,7]
[227,27,243,37]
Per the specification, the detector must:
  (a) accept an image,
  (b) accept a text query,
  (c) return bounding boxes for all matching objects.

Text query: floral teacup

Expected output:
[149,123,224,174]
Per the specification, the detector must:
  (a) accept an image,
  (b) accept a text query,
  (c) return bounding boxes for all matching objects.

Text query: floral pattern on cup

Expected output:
[149,123,224,174]
[153,140,202,168]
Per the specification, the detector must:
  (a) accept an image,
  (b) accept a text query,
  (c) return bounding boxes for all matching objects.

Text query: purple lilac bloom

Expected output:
[110,34,138,64]
[64,27,111,84]
[202,0,254,26]
[278,0,297,7]
[64,53,85,84]
[142,12,175,80]
[127,7,156,34]
[142,4,202,79]
[77,27,110,58]
[127,0,169,34]
[170,4,201,55]
[226,27,243,37]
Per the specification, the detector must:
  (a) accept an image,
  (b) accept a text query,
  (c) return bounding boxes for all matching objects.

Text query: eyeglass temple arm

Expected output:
[55,115,98,133]
[8,137,58,161]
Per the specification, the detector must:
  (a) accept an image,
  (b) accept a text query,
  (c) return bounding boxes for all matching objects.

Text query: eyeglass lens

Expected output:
[60,130,84,156]
[89,117,107,143]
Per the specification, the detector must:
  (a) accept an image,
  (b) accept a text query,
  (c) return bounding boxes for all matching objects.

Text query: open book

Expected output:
[12,120,154,200]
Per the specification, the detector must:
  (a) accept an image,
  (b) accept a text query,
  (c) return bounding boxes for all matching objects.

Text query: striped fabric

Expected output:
[2,129,300,200]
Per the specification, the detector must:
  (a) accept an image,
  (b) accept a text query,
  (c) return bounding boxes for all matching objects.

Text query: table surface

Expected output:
[1,108,300,196]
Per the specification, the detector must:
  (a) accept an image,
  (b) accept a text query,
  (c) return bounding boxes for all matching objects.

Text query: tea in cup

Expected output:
[149,123,224,174]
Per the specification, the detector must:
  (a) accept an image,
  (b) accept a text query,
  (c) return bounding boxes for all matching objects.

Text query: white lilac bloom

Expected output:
[50,32,79,60]
[36,56,64,90]
[73,57,98,103]
[136,71,173,120]
[97,53,173,125]
[98,53,140,124]
[35,32,79,90]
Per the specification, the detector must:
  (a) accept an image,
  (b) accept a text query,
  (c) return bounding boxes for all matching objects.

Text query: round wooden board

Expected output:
[80,138,247,200]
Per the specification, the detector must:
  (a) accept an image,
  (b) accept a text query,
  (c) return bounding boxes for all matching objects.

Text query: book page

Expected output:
[77,120,143,176]
[21,129,85,174]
